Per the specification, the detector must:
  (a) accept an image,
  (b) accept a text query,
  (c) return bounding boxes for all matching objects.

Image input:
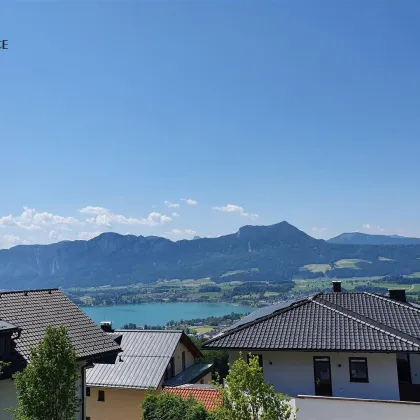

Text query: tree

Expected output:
[141,391,211,420]
[212,353,295,420]
[12,325,81,420]
[0,361,8,377]
[190,336,229,383]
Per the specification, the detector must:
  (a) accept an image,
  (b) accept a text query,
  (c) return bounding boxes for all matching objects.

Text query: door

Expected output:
[313,357,332,396]
[182,351,186,371]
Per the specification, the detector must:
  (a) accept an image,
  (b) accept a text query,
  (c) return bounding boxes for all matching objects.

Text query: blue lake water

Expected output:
[82,302,252,328]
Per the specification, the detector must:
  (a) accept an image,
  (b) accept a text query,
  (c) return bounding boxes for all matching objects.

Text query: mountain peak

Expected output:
[237,221,314,242]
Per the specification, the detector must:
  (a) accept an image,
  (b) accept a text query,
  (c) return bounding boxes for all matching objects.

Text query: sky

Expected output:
[0,1,420,249]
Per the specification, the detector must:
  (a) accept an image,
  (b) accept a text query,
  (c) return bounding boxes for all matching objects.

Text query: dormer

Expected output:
[0,320,21,360]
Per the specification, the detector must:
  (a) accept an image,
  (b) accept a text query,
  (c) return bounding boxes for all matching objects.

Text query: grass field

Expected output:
[192,326,214,334]
[293,277,420,296]
[300,264,332,273]
[334,259,370,269]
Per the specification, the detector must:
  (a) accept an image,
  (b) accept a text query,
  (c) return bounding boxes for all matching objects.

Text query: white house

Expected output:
[203,282,420,403]
[0,289,121,419]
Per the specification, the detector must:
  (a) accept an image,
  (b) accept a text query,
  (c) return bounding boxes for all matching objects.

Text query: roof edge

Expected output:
[0,288,59,296]
[114,329,184,333]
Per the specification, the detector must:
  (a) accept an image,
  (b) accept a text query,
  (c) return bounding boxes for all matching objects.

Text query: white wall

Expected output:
[293,396,420,420]
[0,362,87,420]
[228,351,400,401]
[410,354,420,384]
[0,379,17,419]
[172,341,195,375]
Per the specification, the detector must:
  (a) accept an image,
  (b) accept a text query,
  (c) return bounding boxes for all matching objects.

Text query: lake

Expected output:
[82,302,252,328]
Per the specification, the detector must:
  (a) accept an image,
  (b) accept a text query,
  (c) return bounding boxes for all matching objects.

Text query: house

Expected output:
[165,384,222,411]
[203,282,420,403]
[86,327,213,419]
[0,289,121,420]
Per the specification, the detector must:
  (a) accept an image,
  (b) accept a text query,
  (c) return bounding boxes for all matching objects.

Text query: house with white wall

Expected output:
[0,289,121,420]
[203,282,420,403]
[86,328,213,419]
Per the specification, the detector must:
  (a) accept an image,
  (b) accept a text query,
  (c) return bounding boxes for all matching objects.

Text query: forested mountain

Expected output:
[328,232,420,245]
[1,221,420,290]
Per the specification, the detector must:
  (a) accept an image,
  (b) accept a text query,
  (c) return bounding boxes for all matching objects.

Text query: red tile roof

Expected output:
[165,386,223,411]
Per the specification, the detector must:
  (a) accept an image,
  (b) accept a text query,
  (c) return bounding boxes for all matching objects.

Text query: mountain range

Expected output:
[328,232,420,245]
[1,222,420,290]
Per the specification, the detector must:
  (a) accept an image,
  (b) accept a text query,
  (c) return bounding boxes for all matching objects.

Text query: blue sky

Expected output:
[1,1,419,248]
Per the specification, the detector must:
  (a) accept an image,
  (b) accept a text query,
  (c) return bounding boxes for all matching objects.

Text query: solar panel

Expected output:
[225,299,298,331]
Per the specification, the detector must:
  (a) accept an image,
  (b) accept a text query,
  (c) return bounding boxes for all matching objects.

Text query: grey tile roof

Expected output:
[164,363,213,387]
[203,292,420,353]
[86,330,184,389]
[0,289,121,361]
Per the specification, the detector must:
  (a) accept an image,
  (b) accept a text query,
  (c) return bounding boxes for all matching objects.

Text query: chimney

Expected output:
[100,321,113,333]
[332,281,342,293]
[389,289,406,303]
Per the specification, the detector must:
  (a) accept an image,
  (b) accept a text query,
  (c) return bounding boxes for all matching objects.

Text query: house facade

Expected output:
[0,289,121,420]
[86,328,212,419]
[203,282,420,402]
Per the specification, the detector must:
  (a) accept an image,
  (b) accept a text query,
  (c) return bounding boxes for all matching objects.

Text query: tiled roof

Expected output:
[165,385,222,411]
[203,292,420,352]
[87,330,186,389]
[0,289,120,362]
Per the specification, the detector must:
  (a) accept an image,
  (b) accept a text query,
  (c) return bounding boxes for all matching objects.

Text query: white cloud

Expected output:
[0,234,31,249]
[164,228,197,240]
[181,198,199,206]
[79,206,172,228]
[312,227,328,234]
[164,200,180,208]
[172,212,180,217]
[79,206,109,215]
[212,203,259,220]
[0,207,79,231]
[362,223,385,233]
[77,231,101,241]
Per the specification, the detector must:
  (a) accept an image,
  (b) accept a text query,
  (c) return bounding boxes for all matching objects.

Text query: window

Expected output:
[98,390,105,402]
[86,387,90,397]
[247,353,263,371]
[349,357,369,383]
[165,357,176,380]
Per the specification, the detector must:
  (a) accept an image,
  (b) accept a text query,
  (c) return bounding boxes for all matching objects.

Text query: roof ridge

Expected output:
[363,292,420,312]
[312,297,420,350]
[117,355,172,358]
[115,329,183,333]
[203,296,314,346]
[0,288,59,296]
